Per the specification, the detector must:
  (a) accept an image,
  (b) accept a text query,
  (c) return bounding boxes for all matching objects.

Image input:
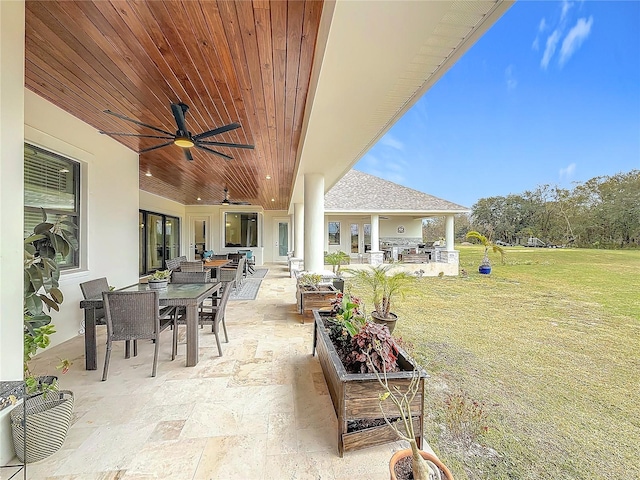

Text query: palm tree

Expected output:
[466,230,505,268]
[345,265,414,320]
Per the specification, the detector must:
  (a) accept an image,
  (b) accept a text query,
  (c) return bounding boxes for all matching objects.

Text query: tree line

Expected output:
[423,170,639,248]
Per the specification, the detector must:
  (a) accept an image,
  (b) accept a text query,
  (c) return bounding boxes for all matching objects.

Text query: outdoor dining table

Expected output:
[203,258,231,281]
[80,282,221,370]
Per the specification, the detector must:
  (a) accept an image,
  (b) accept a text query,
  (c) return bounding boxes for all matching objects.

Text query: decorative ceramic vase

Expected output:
[478,264,492,274]
[389,449,454,480]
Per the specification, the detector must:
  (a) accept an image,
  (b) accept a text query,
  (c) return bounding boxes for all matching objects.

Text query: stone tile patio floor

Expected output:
[18,264,406,479]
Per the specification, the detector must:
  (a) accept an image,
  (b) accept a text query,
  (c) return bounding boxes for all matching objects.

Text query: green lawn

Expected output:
[346,246,640,480]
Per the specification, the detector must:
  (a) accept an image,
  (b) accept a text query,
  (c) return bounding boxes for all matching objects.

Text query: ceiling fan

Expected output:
[217,188,250,205]
[99,102,254,161]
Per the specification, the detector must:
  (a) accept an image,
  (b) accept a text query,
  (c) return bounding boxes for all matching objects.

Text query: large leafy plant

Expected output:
[344,265,414,319]
[345,321,399,374]
[24,209,76,391]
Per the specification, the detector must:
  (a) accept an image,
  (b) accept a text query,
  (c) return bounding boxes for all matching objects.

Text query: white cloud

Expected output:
[559,163,577,179]
[532,18,547,51]
[561,0,573,21]
[380,134,403,150]
[541,30,561,69]
[505,65,517,90]
[539,18,547,32]
[559,16,593,66]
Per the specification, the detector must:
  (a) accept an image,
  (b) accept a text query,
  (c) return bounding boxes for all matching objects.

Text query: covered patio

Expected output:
[1,0,513,472]
[11,265,404,479]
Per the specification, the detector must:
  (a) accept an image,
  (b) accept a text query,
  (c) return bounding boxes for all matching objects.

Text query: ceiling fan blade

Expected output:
[99,132,173,140]
[104,109,173,136]
[193,123,241,140]
[195,145,233,160]
[138,141,174,154]
[171,103,189,134]
[196,140,255,150]
[184,148,193,161]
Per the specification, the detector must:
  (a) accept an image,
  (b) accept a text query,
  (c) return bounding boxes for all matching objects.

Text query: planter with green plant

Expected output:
[465,231,505,275]
[343,265,415,333]
[17,209,76,463]
[148,269,171,290]
[312,301,426,457]
[296,272,338,321]
[325,251,350,292]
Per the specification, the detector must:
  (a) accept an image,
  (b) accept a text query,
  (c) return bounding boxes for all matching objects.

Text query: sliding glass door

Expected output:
[139,210,180,275]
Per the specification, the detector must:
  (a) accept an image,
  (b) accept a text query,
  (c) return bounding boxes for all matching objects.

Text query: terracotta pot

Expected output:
[389,449,454,480]
[370,311,398,333]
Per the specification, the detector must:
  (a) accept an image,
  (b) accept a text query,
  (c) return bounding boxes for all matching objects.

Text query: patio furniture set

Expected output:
[78,254,247,379]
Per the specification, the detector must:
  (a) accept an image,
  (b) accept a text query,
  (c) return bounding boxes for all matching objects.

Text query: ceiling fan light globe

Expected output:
[174,136,194,148]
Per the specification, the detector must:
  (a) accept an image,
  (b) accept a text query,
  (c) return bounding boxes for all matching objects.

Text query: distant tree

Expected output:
[469,169,639,249]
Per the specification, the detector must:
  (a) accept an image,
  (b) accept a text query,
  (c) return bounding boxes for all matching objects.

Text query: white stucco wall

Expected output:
[378,216,422,239]
[24,89,140,346]
[324,215,424,253]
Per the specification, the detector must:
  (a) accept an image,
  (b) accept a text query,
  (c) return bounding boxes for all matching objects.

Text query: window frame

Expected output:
[328,221,341,246]
[224,211,259,248]
[24,143,81,270]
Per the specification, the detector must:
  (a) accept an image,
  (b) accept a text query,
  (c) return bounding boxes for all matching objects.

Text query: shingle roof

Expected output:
[324,170,469,213]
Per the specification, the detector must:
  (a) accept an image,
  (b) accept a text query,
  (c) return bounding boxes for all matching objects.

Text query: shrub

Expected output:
[443,390,489,447]
[346,321,399,374]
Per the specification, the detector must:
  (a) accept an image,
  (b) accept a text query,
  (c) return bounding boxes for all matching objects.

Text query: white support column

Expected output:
[445,215,455,251]
[303,173,324,272]
[0,0,26,466]
[370,214,380,250]
[293,202,304,259]
[0,0,26,383]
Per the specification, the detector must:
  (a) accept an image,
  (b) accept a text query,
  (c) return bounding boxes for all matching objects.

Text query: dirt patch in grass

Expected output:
[346,247,640,480]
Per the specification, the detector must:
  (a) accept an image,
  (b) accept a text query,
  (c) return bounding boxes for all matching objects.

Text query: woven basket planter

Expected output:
[11,390,74,463]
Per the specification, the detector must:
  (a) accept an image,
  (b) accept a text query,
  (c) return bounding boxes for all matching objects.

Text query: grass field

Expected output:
[346,246,640,480]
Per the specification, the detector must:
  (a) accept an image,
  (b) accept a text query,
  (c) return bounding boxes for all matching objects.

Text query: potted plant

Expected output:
[368,355,454,480]
[465,231,505,275]
[325,251,350,292]
[296,272,338,320]
[17,209,76,463]
[344,265,414,333]
[312,308,427,456]
[148,269,171,290]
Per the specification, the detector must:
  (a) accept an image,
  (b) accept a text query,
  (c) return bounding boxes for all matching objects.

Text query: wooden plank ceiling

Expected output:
[25,0,323,209]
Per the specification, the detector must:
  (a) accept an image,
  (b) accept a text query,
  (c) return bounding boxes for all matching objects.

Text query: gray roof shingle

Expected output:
[324,170,468,212]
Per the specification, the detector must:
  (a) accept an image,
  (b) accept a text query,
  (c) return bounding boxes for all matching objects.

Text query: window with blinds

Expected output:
[24,144,80,269]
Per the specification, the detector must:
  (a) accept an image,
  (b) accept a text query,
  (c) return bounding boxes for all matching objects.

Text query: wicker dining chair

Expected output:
[220,256,245,288]
[200,280,234,356]
[180,261,204,272]
[165,256,186,271]
[80,277,109,325]
[101,290,176,381]
[171,270,213,329]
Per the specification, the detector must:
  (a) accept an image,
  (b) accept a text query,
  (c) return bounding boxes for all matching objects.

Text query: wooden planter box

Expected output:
[296,284,338,322]
[312,310,426,457]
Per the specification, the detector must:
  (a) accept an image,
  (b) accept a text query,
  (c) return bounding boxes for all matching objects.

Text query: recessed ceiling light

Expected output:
[197,197,201,201]
[266,175,271,180]
[145,172,152,177]
[271,198,275,202]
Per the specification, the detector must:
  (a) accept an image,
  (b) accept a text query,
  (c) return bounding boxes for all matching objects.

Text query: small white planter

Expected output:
[148,279,168,290]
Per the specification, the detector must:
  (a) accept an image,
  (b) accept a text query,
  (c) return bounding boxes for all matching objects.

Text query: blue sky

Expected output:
[355,0,640,208]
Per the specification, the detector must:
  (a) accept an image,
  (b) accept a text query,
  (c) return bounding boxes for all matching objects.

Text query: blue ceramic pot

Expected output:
[478,264,492,275]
